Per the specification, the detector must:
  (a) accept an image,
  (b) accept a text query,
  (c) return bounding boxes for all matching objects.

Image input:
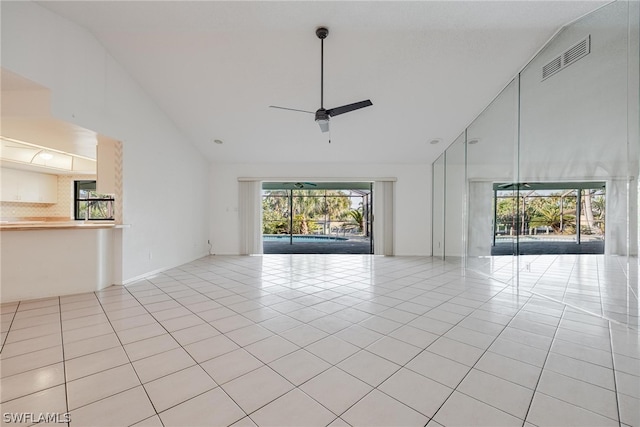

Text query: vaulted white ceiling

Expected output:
[37,1,607,164]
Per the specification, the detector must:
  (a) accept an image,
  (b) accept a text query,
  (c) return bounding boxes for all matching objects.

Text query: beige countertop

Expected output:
[0,221,117,231]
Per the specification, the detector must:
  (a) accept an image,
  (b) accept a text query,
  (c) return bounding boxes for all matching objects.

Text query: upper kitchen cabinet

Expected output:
[1,168,58,203]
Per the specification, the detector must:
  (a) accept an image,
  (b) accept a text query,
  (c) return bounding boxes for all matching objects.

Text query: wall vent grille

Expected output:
[542,35,590,80]
[542,57,562,79]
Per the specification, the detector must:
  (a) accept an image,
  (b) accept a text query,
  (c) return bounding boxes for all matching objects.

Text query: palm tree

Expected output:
[348,209,364,232]
[263,189,354,235]
[262,190,290,234]
[293,190,323,234]
[591,194,605,233]
[529,204,575,233]
[323,191,351,232]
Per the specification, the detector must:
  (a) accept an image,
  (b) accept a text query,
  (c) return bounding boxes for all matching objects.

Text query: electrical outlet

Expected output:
[207,240,210,244]
[148,251,153,260]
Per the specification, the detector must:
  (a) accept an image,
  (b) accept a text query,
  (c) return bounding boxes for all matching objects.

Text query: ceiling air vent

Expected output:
[542,35,590,81]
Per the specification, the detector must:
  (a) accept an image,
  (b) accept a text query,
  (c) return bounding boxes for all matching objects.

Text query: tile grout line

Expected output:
[155,274,359,424]
[347,272,565,423]
[149,261,468,422]
[57,296,70,427]
[121,280,254,425]
[303,278,531,423]
[179,257,634,424]
[520,304,567,425]
[0,300,20,353]
[470,254,635,329]
[416,288,540,425]
[529,290,628,327]
[0,303,67,406]
[607,320,623,427]
[89,288,168,426]
[596,255,606,318]
[524,322,623,423]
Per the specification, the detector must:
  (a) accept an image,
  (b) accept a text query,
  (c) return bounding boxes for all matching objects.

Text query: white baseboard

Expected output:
[120,251,210,286]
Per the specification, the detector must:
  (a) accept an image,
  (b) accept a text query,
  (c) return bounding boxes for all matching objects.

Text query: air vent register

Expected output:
[542,35,591,80]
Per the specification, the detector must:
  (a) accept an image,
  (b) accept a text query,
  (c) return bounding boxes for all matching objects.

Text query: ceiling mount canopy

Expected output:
[269,26,373,135]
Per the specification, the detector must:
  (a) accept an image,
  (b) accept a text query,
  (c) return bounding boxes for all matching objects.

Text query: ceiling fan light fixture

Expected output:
[38,151,54,160]
[317,119,329,133]
[315,108,330,132]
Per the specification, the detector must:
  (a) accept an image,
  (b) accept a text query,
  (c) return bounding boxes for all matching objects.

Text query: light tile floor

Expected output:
[1,255,638,427]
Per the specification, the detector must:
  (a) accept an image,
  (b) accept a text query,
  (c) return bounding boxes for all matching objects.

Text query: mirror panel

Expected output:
[432,153,445,259]
[444,133,466,259]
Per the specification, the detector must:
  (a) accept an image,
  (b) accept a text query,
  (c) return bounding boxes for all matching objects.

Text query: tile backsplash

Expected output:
[1,174,96,219]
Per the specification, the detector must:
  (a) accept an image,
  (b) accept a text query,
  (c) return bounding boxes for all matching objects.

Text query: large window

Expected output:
[261,183,374,254]
[262,189,371,237]
[74,180,114,220]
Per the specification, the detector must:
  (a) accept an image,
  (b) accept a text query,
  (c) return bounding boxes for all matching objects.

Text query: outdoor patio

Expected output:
[263,237,372,254]
[491,238,605,255]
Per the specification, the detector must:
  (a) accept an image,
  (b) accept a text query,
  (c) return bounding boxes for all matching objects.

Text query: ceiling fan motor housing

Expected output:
[315,108,330,133]
[316,27,329,39]
[315,108,329,122]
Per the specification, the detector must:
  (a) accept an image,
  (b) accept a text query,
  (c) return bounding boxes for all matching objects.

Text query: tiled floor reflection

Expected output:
[467,254,639,327]
[1,255,638,427]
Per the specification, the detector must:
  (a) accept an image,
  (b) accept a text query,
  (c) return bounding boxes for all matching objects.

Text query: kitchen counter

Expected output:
[0,221,117,231]
[1,223,121,302]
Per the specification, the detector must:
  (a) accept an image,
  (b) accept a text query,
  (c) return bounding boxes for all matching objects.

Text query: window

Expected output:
[492,181,605,255]
[74,180,114,220]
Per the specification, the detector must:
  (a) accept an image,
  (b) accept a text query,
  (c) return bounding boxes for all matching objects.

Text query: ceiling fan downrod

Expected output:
[316,27,329,108]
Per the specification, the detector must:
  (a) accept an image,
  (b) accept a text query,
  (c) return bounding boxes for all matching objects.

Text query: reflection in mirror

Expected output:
[444,133,466,259]
[432,1,638,328]
[518,0,636,324]
[466,79,518,256]
[520,1,631,257]
[492,182,606,255]
[432,153,445,259]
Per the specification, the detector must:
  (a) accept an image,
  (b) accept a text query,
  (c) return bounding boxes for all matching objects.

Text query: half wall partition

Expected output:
[433,0,639,326]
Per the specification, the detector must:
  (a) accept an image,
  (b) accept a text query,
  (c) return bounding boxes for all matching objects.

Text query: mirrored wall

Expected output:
[433,0,639,326]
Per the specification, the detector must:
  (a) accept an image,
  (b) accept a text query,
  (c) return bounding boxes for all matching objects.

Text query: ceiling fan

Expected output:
[497,183,532,190]
[281,182,317,189]
[270,27,372,134]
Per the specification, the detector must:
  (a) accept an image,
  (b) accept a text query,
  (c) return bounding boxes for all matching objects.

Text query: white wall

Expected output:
[1,2,210,283]
[210,162,431,256]
[519,1,629,181]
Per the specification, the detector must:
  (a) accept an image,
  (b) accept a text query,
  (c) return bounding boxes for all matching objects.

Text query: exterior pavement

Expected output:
[263,237,373,254]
